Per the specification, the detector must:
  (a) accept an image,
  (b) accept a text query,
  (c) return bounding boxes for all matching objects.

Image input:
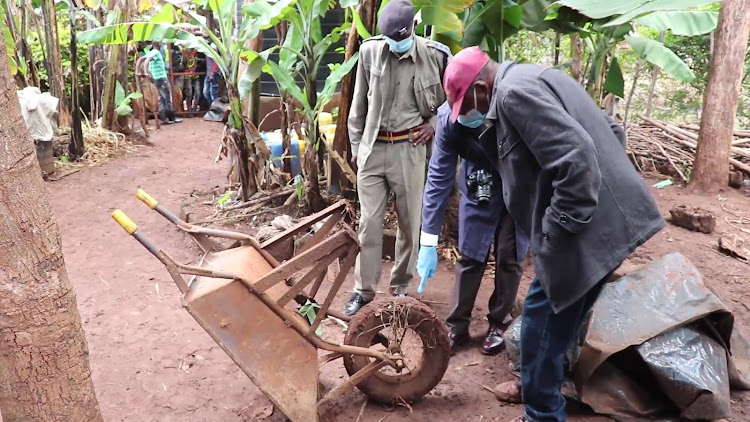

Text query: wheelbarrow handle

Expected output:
[112,209,138,235]
[111,209,159,257]
[136,189,159,210]
[111,209,190,293]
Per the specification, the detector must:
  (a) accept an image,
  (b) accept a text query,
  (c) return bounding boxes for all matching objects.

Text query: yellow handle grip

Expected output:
[112,209,138,235]
[136,189,159,209]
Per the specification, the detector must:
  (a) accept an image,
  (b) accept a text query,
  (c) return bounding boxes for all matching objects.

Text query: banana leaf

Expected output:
[625,35,694,82]
[633,10,718,36]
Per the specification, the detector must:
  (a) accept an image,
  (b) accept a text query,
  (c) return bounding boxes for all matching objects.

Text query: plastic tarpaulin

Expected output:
[16,87,59,142]
[505,253,750,420]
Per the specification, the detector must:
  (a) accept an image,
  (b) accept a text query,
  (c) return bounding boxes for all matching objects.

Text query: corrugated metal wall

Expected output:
[259,7,347,96]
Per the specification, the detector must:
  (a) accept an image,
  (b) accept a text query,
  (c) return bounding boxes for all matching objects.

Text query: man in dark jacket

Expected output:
[418,102,529,355]
[443,47,665,422]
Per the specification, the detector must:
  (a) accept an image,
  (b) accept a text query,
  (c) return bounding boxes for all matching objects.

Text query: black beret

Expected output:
[378,0,415,39]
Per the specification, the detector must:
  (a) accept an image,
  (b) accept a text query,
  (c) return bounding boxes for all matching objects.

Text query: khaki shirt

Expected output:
[379,45,422,132]
[348,35,450,168]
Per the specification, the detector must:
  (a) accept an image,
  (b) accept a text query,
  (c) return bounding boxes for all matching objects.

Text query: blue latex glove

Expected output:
[416,246,438,294]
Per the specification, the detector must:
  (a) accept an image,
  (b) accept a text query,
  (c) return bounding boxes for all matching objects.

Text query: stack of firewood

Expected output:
[627,115,750,183]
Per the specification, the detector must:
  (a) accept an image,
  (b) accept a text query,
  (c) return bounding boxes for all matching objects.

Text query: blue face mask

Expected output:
[457,87,486,128]
[386,35,414,54]
[457,109,486,128]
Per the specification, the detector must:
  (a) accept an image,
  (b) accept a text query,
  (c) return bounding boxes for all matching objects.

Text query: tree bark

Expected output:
[102,1,129,131]
[689,0,750,192]
[87,8,105,120]
[623,58,644,133]
[69,9,84,160]
[553,32,561,67]
[569,33,583,84]
[0,33,102,422]
[329,0,380,193]
[41,0,71,127]
[645,31,665,117]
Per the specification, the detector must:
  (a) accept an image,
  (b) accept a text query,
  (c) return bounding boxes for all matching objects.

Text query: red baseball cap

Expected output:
[443,46,490,123]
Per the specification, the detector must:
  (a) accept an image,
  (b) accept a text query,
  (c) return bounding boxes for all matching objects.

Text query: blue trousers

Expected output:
[203,77,219,106]
[520,277,606,421]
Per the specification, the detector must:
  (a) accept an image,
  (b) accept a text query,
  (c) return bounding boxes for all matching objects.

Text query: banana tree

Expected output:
[78,0,295,201]
[549,0,720,101]
[263,0,358,210]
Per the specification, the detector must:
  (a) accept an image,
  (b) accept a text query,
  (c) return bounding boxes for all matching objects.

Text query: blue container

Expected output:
[261,133,302,176]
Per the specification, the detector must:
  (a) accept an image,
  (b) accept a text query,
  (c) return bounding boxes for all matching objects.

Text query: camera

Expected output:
[466,169,493,206]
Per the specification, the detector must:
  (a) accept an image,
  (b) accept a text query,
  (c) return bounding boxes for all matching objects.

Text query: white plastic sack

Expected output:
[16,87,59,142]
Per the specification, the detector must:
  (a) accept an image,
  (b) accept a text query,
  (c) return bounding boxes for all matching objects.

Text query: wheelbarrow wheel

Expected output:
[343,296,450,404]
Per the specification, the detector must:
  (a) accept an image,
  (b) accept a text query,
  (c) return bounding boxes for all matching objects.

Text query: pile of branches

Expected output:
[628,115,750,183]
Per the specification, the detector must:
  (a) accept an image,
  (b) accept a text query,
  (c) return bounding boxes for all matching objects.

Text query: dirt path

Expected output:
[47,119,749,422]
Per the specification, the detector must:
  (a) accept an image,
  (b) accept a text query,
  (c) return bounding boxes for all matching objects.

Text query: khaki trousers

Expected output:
[355,141,426,300]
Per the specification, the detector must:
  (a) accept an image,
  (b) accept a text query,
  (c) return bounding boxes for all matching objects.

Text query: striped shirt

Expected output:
[145,49,168,80]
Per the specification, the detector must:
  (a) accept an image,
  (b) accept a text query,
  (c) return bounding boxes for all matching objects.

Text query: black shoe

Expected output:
[344,293,371,316]
[449,332,470,355]
[160,119,173,125]
[482,325,506,356]
[395,293,408,297]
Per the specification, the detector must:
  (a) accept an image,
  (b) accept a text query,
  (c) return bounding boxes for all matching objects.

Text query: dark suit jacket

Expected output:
[422,103,529,262]
[484,62,665,312]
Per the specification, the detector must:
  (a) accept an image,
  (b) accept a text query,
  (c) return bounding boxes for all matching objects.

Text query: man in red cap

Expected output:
[443,47,665,422]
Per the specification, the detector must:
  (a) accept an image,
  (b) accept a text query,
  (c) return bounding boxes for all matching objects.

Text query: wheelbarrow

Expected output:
[112,190,451,422]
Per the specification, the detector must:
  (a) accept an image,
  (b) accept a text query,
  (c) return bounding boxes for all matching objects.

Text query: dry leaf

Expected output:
[251,404,274,420]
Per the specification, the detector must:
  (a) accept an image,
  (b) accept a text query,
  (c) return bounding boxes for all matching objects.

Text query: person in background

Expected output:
[203,47,220,106]
[344,0,450,316]
[136,41,182,124]
[182,48,202,111]
[418,102,529,356]
[169,44,185,106]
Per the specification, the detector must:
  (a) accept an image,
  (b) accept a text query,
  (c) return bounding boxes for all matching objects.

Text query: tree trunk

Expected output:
[19,4,40,87]
[101,41,123,130]
[69,9,84,160]
[569,33,583,84]
[689,0,750,192]
[0,35,103,422]
[645,31,665,117]
[41,0,71,127]
[330,0,380,193]
[102,2,129,131]
[623,58,644,133]
[553,33,561,67]
[87,8,105,120]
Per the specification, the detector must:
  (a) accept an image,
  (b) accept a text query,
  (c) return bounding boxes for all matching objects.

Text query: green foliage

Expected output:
[262,0,358,153]
[634,11,718,36]
[298,300,323,336]
[114,81,143,116]
[603,56,624,97]
[625,35,694,82]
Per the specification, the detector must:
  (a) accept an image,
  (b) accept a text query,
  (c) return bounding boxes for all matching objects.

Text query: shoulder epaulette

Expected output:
[425,40,452,57]
[362,35,385,43]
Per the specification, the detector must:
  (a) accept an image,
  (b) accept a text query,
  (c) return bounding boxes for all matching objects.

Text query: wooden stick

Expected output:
[643,115,750,160]
[221,189,293,211]
[652,139,688,183]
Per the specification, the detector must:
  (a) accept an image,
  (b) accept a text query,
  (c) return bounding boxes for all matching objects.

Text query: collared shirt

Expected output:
[145,49,168,80]
[379,44,423,132]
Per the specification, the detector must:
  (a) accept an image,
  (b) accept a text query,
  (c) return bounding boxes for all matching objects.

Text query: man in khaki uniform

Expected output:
[344,0,450,316]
